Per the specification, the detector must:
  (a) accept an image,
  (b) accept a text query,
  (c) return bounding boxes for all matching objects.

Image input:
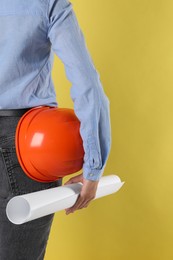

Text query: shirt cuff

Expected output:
[82,164,105,181]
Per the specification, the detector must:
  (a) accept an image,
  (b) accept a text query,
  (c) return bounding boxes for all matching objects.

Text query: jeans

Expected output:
[0,114,63,260]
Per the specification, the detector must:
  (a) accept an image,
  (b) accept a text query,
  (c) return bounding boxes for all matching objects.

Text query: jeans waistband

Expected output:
[0,108,31,117]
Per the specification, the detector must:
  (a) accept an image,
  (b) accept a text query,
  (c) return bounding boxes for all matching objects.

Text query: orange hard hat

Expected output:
[15,105,85,183]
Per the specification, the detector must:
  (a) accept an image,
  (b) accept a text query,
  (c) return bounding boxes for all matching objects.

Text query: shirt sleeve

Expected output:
[46,0,112,181]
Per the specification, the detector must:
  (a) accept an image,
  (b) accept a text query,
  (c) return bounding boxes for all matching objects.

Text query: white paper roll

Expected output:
[6,174,125,225]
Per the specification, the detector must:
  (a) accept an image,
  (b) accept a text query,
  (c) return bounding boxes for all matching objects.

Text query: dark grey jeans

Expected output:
[0,114,62,260]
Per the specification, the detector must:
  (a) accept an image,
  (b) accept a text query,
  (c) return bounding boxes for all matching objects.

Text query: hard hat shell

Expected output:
[15,105,84,182]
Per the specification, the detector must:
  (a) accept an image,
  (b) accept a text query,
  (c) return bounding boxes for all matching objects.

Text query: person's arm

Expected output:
[47,0,112,214]
[46,0,112,182]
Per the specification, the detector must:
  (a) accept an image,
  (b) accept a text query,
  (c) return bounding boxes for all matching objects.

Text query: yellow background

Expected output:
[45,0,173,259]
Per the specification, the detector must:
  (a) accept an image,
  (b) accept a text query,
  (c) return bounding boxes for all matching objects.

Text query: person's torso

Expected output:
[0,0,58,109]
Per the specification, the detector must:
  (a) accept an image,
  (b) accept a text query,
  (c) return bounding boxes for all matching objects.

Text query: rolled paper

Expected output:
[6,174,125,225]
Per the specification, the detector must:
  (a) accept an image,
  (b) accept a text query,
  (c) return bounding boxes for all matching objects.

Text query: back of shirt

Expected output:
[0,0,57,108]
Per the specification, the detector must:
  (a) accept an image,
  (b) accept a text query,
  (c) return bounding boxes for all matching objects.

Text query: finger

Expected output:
[66,195,85,213]
[74,198,91,211]
[64,178,76,185]
[78,199,91,209]
[64,180,72,185]
[64,174,83,185]
[73,193,95,210]
[83,201,90,208]
[70,196,84,211]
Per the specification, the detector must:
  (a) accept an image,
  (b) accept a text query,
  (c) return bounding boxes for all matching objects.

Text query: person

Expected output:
[0,0,111,259]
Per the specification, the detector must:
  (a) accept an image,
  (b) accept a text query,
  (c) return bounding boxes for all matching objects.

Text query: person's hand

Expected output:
[64,173,99,215]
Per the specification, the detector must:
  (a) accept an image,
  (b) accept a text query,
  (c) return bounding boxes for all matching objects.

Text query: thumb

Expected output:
[64,173,83,185]
[64,178,73,185]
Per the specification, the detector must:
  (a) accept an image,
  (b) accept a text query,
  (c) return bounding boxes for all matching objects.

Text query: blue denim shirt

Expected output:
[0,0,111,181]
